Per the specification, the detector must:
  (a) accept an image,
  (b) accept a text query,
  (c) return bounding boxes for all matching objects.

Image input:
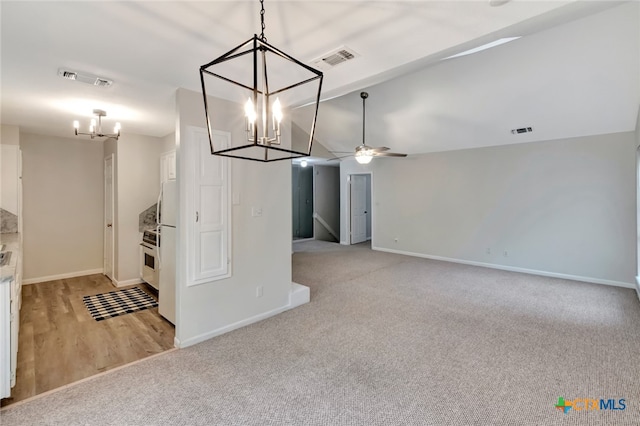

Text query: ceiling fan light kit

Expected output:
[199,0,323,162]
[352,92,407,164]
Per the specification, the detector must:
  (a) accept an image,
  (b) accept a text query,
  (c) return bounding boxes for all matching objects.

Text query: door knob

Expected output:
[107,223,113,228]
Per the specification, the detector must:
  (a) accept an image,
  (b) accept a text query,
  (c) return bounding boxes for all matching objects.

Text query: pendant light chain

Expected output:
[259,0,267,42]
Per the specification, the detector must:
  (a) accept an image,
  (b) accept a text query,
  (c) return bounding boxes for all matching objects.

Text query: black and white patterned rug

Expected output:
[83,287,158,321]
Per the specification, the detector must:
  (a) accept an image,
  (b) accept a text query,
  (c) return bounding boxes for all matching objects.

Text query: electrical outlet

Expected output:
[486,248,491,255]
[394,237,399,243]
[256,286,263,298]
[503,250,508,257]
[251,207,263,217]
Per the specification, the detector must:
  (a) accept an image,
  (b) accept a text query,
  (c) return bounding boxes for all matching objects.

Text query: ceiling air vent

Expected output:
[311,46,359,71]
[511,127,533,135]
[58,68,113,88]
[59,70,78,81]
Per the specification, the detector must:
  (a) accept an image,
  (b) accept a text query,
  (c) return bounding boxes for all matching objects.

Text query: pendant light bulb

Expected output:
[245,98,256,124]
[273,98,283,123]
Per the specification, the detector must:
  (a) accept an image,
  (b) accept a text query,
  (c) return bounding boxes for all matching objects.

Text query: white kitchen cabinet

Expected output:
[160,150,176,184]
[0,278,10,398]
[1,234,22,398]
[185,127,231,286]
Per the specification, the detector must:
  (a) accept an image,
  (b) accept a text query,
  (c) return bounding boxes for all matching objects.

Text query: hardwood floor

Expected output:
[0,274,175,407]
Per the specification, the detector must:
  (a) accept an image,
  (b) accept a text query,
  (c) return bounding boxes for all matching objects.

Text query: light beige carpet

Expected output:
[2,240,639,425]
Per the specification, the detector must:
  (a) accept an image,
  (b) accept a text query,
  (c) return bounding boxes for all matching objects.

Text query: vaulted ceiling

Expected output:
[294,1,639,157]
[1,1,637,156]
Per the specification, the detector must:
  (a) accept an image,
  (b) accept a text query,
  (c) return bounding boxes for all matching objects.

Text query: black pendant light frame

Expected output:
[199,1,323,162]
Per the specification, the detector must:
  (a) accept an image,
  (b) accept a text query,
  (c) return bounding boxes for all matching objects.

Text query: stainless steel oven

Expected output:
[140,230,159,290]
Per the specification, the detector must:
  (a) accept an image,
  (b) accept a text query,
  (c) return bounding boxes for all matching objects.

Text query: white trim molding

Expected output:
[373,246,635,289]
[635,276,640,300]
[22,268,104,285]
[114,278,144,288]
[175,282,310,349]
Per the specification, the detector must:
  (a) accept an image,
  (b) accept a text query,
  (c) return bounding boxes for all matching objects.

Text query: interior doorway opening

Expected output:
[349,173,372,245]
[292,164,314,240]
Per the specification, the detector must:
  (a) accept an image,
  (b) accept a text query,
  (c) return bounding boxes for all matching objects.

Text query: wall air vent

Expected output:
[57,68,113,88]
[511,127,533,135]
[311,46,360,71]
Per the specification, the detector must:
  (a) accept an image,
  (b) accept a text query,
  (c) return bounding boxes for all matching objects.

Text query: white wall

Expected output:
[175,88,294,346]
[161,132,175,154]
[365,131,636,287]
[115,134,164,283]
[21,133,104,281]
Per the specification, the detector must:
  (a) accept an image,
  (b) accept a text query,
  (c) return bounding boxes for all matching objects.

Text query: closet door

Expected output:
[186,127,231,286]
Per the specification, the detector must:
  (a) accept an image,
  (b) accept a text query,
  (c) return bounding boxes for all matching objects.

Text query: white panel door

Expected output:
[188,127,231,286]
[104,155,114,281]
[350,175,367,244]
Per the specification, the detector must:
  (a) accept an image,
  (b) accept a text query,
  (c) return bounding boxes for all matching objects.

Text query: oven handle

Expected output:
[140,242,156,250]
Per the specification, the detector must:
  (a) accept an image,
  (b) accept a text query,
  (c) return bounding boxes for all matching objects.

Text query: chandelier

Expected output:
[199,0,323,162]
[73,109,121,140]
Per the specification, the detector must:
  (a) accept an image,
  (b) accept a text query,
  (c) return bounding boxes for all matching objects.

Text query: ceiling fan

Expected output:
[330,92,407,164]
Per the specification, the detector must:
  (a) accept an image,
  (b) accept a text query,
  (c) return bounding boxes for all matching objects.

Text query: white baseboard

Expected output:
[113,278,144,288]
[176,282,311,349]
[290,282,310,308]
[292,238,315,244]
[23,268,104,285]
[373,246,635,290]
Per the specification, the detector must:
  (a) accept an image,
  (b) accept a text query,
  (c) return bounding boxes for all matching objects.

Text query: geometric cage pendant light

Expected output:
[199,0,323,162]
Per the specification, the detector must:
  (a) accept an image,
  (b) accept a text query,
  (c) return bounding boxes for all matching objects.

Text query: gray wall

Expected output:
[371,131,636,286]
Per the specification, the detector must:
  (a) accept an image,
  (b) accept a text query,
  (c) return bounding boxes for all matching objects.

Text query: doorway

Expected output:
[349,173,372,245]
[104,155,114,282]
[292,164,314,240]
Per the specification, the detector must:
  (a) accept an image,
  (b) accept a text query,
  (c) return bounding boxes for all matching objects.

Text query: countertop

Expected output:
[0,232,21,283]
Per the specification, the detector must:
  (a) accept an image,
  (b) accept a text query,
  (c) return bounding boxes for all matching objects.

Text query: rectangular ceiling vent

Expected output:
[511,127,533,135]
[58,68,113,88]
[311,46,360,71]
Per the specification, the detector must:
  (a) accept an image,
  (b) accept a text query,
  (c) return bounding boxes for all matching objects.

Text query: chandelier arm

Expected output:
[257,38,323,76]
[261,49,270,142]
[200,37,255,69]
[202,69,264,94]
[268,75,322,97]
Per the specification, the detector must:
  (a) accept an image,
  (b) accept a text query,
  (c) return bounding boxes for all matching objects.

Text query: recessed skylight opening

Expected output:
[442,37,521,60]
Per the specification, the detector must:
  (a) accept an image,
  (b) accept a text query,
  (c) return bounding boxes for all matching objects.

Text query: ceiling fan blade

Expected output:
[326,155,353,161]
[370,146,390,152]
[374,152,407,157]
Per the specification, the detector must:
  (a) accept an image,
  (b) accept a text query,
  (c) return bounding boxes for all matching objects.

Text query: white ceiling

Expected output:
[1,0,614,144]
[294,1,639,156]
